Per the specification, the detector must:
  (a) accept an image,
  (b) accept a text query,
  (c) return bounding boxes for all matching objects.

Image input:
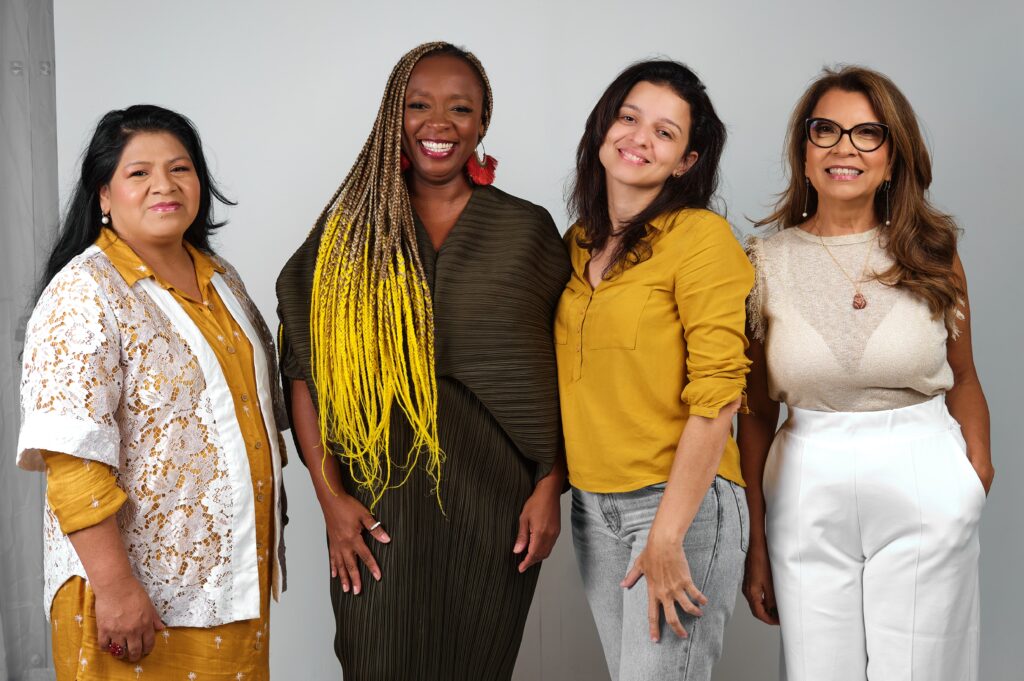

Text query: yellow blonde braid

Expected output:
[310,42,493,508]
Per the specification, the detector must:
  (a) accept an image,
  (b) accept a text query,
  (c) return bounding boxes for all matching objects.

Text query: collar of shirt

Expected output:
[95,227,224,298]
[567,213,678,282]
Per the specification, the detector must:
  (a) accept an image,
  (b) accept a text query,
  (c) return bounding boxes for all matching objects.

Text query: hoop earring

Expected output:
[802,178,810,219]
[884,180,892,226]
[101,213,110,225]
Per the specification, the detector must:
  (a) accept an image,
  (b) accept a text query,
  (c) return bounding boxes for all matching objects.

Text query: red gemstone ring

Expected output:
[107,641,125,657]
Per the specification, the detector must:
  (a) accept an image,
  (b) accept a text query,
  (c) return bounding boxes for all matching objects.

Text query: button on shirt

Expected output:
[555,209,754,493]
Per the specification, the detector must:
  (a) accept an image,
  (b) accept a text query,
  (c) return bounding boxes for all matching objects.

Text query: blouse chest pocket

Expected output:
[583,285,653,350]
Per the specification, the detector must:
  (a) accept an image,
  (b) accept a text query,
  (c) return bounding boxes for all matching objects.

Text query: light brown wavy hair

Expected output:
[756,65,963,333]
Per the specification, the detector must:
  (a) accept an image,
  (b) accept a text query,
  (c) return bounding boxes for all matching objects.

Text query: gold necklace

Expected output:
[813,224,878,310]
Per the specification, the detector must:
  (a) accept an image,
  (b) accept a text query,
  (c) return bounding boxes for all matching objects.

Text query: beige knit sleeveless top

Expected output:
[747,227,954,412]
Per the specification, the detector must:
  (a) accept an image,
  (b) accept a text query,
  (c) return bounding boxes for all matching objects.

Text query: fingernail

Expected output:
[342,584,349,593]
[354,585,361,595]
[381,532,391,542]
[374,571,381,581]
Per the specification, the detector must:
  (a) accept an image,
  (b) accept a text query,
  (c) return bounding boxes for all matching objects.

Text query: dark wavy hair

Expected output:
[569,60,727,277]
[37,104,234,297]
[755,65,963,331]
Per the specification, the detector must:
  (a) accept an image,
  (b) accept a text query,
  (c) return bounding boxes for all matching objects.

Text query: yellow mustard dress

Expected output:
[46,229,274,681]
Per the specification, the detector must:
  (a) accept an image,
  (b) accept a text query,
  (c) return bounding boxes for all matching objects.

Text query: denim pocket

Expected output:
[729,481,750,553]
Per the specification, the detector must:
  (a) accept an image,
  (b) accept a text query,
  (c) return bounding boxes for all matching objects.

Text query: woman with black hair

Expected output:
[556,61,752,680]
[17,105,287,680]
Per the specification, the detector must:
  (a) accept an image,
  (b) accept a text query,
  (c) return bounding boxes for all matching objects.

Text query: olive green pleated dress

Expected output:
[276,186,571,681]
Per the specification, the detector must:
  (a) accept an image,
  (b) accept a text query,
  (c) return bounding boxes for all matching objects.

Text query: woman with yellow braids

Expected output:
[276,42,570,680]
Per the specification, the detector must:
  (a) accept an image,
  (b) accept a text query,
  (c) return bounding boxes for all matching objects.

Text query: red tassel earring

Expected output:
[400,151,411,172]
[465,142,497,186]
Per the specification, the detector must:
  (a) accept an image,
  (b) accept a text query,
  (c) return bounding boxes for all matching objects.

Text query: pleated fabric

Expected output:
[276,185,571,680]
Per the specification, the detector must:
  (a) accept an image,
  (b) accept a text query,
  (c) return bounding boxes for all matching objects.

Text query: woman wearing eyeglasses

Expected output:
[739,66,992,681]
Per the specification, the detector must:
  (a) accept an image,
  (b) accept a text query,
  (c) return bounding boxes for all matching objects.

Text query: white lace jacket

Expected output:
[17,245,288,627]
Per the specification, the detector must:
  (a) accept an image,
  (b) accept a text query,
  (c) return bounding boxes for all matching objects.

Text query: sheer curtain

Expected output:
[0,0,57,679]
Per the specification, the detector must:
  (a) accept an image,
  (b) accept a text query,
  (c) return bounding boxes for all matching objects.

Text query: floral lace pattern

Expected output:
[19,249,286,626]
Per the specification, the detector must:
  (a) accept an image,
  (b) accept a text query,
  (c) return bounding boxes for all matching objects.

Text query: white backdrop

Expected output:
[51,1,1024,679]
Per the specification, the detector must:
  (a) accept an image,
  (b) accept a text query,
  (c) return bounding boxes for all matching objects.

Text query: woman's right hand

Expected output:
[323,492,391,594]
[93,578,165,662]
[742,539,779,625]
[289,379,391,595]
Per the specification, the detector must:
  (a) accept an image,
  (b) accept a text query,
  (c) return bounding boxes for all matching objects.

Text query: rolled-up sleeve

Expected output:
[41,451,127,534]
[674,217,755,418]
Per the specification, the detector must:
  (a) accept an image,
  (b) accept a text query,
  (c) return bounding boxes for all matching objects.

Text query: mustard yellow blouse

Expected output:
[555,209,753,493]
[46,229,274,681]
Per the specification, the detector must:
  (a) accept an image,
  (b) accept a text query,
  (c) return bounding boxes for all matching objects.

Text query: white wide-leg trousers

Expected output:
[764,395,984,681]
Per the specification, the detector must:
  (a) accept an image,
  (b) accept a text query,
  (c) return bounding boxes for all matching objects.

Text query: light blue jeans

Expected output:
[572,477,748,681]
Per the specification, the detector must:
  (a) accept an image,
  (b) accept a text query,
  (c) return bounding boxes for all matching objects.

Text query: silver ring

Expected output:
[368,521,382,531]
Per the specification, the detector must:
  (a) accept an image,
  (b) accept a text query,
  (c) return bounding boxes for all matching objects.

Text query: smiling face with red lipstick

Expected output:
[99,131,201,247]
[804,88,891,215]
[401,54,485,191]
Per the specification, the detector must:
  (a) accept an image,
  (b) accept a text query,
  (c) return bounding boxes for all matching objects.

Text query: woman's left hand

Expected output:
[970,458,995,495]
[622,532,707,642]
[513,475,562,573]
